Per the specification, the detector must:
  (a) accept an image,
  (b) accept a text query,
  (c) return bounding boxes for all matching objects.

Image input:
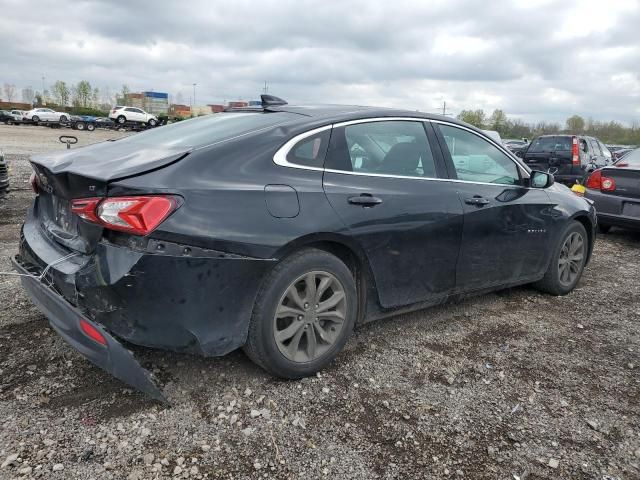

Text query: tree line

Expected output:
[2,81,131,113]
[457,109,640,146]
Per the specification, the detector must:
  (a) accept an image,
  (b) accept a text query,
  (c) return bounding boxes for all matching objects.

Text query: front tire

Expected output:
[534,221,588,296]
[147,118,157,127]
[244,249,357,378]
[32,115,40,123]
[75,122,85,130]
[117,115,126,124]
[86,123,95,131]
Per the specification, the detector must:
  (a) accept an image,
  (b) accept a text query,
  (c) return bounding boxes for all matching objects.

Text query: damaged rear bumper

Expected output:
[12,256,167,402]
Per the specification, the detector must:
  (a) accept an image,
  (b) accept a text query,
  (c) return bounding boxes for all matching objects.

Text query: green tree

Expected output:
[456,109,486,128]
[488,109,508,136]
[566,115,585,133]
[72,80,92,107]
[52,81,70,106]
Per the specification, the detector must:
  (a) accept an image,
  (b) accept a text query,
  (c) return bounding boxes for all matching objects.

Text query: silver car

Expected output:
[585,148,640,233]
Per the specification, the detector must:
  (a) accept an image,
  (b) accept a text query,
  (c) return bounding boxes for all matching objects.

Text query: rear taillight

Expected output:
[71,195,178,235]
[29,172,39,194]
[585,170,616,192]
[571,136,579,165]
[615,163,628,168]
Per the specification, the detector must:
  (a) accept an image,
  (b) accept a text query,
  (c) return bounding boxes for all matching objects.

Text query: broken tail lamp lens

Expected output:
[79,318,107,346]
[71,195,178,235]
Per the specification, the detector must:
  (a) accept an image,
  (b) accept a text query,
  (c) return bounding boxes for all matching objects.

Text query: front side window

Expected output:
[438,124,520,185]
[589,138,602,156]
[326,120,437,178]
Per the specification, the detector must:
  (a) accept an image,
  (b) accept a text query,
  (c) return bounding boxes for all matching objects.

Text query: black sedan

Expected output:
[585,148,640,232]
[13,96,596,400]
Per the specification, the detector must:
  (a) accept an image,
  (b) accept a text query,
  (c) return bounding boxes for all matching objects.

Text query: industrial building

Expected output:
[124,91,169,116]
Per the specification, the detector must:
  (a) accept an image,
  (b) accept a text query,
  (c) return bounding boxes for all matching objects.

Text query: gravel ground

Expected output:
[0,125,639,480]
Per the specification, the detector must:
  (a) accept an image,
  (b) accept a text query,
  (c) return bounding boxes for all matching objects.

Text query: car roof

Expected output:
[226,103,475,133]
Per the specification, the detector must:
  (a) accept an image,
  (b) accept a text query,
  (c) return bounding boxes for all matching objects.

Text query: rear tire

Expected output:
[244,248,357,378]
[147,118,157,127]
[75,122,85,130]
[534,221,588,296]
[598,223,611,234]
[87,123,95,131]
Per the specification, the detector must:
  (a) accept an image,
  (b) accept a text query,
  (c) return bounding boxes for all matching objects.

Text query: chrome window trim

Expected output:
[272,116,531,184]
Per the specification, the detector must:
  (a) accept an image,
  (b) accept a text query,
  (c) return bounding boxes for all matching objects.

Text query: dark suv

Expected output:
[520,135,612,185]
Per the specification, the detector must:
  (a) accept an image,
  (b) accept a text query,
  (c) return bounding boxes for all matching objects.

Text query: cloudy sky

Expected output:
[1,0,639,124]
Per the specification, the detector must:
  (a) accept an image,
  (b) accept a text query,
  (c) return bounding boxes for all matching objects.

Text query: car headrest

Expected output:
[379,143,422,174]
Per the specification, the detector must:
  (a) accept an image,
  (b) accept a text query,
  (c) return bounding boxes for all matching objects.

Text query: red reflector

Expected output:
[79,319,107,346]
[615,163,628,168]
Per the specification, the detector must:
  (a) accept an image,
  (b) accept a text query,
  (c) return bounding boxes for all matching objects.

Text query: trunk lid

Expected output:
[601,166,640,199]
[29,141,191,254]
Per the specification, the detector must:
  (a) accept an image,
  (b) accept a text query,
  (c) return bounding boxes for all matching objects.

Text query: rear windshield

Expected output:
[116,112,299,149]
[619,149,640,167]
[528,136,572,152]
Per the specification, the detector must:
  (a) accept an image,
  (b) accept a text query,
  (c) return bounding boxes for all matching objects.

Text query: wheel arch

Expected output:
[272,233,379,323]
[570,213,595,264]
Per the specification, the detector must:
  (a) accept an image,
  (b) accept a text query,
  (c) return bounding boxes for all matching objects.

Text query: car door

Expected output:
[433,122,554,292]
[322,119,463,308]
[42,109,56,121]
[125,108,143,122]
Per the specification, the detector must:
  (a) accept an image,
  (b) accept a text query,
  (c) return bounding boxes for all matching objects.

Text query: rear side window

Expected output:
[528,136,572,152]
[286,130,331,167]
[115,112,300,149]
[438,124,520,185]
[326,120,438,178]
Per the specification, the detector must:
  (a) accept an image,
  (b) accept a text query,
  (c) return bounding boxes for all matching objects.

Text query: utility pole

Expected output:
[442,100,447,116]
[41,75,45,105]
[263,81,268,94]
[192,83,197,111]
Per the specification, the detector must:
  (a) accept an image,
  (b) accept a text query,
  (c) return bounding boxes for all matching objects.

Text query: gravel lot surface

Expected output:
[0,125,639,479]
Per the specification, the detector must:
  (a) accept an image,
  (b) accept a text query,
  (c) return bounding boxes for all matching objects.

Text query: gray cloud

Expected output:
[0,0,638,123]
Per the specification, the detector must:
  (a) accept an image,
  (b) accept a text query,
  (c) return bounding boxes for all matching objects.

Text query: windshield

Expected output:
[114,112,300,149]
[528,136,572,152]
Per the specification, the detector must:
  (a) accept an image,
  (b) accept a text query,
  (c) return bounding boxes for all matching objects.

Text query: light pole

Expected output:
[192,83,197,112]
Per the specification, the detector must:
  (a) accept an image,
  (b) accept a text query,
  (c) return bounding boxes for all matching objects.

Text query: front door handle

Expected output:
[348,194,383,207]
[464,196,490,206]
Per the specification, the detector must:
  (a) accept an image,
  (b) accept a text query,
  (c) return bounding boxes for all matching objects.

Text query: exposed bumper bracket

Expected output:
[12,256,168,403]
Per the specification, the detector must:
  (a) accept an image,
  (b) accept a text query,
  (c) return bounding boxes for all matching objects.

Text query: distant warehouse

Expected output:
[124,91,169,116]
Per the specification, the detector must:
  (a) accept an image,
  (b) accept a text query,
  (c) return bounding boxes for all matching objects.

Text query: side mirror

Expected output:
[530,170,554,188]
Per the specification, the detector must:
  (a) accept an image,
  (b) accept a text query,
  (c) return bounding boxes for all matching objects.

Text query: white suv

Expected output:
[109,106,158,126]
[24,108,69,123]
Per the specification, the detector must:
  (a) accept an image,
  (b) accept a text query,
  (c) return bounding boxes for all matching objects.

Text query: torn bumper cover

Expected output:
[12,256,167,402]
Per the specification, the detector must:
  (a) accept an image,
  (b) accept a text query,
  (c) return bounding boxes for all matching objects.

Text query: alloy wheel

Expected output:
[273,271,347,363]
[558,231,585,286]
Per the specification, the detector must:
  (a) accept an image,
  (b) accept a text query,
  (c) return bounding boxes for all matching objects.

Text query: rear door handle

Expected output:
[464,196,490,206]
[348,194,383,207]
